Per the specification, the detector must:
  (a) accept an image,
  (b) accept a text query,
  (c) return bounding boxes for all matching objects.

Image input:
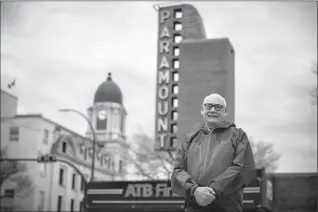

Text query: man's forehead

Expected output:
[203,94,226,106]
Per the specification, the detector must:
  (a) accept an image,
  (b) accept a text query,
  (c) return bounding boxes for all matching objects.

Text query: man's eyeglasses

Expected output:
[203,104,225,111]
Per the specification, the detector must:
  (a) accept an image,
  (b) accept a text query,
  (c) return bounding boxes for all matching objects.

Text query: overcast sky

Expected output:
[1,1,317,173]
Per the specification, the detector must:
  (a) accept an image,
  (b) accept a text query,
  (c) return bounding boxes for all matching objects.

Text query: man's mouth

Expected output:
[208,114,218,118]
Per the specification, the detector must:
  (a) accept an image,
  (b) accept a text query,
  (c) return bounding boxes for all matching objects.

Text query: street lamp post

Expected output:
[58,108,97,182]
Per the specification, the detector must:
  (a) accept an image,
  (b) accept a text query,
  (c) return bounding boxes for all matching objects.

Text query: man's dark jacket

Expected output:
[171,121,256,212]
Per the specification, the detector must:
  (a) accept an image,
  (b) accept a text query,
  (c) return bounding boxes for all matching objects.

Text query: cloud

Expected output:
[1,1,317,173]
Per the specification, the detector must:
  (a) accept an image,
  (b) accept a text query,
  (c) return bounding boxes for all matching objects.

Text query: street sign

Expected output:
[37,154,56,163]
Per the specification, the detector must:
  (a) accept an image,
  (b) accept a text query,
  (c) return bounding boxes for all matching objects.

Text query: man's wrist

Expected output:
[190,185,199,197]
[209,186,218,199]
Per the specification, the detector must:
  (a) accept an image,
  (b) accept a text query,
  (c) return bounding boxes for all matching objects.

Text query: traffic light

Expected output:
[37,154,56,163]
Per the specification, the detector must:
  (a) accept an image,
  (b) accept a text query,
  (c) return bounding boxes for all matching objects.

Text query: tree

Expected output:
[122,134,174,180]
[125,133,281,180]
[0,147,33,199]
[249,138,281,173]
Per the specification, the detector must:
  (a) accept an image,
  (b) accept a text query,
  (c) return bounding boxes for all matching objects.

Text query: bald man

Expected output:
[171,94,256,212]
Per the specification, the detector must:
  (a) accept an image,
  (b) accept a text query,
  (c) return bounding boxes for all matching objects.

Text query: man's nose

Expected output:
[210,107,216,112]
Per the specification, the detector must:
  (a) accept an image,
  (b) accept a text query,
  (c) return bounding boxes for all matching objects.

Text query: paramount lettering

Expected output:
[160,11,170,23]
[159,56,170,69]
[158,71,169,84]
[158,134,166,147]
[158,86,169,99]
[160,26,171,38]
[156,7,175,150]
[160,40,170,53]
[158,102,168,115]
[158,118,168,131]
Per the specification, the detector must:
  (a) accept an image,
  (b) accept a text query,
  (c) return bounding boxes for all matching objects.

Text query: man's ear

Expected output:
[224,107,228,116]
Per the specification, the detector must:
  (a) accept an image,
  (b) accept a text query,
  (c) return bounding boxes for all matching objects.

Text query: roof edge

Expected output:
[13,113,88,141]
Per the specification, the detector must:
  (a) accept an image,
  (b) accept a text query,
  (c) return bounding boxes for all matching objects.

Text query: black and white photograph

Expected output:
[1,1,317,212]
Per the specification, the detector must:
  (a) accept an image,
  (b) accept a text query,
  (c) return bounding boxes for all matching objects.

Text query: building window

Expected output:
[79,144,84,154]
[174,22,182,31]
[172,72,179,82]
[172,84,179,94]
[62,142,67,153]
[113,111,117,130]
[174,8,182,19]
[104,157,109,169]
[79,201,83,212]
[118,114,121,132]
[38,151,47,177]
[173,59,180,69]
[88,148,93,159]
[120,115,125,133]
[171,124,177,134]
[96,110,107,130]
[171,111,178,121]
[43,129,49,144]
[119,160,123,174]
[72,173,76,190]
[173,34,182,44]
[38,191,45,211]
[108,158,112,170]
[57,195,63,212]
[40,163,46,177]
[9,126,19,142]
[4,189,15,198]
[84,148,88,160]
[70,199,74,212]
[172,98,178,107]
[173,46,180,57]
[59,168,65,186]
[113,111,120,131]
[170,137,177,148]
[80,177,85,192]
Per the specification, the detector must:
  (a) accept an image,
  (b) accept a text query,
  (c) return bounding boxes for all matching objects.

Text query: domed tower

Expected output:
[86,73,127,143]
[86,73,127,180]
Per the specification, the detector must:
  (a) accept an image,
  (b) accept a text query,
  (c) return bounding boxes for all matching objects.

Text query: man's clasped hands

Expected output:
[194,187,216,207]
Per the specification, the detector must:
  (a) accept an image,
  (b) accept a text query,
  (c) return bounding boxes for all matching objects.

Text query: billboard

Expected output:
[85,180,262,212]
[84,169,269,212]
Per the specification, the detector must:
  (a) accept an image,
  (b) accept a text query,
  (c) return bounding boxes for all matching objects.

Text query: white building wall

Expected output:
[1,116,114,211]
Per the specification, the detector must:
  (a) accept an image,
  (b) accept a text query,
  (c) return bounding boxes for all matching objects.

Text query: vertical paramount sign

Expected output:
[155,6,182,151]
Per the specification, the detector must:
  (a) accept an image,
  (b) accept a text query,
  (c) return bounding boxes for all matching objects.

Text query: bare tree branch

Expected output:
[249,138,281,173]
[0,147,33,199]
[127,133,281,180]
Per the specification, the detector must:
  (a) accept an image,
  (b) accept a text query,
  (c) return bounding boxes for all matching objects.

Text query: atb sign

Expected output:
[85,181,184,212]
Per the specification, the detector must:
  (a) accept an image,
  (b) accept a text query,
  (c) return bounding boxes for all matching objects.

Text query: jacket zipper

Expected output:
[199,128,216,185]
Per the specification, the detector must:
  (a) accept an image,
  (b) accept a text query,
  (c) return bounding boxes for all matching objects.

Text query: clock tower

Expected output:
[86,72,127,180]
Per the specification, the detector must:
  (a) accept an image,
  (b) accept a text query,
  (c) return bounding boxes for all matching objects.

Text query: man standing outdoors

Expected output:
[171,93,256,212]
